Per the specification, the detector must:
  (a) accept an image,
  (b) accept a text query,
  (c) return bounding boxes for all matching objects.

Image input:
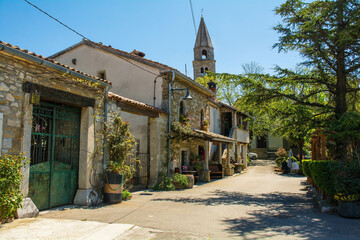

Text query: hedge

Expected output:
[302,160,312,177]
[308,160,340,197]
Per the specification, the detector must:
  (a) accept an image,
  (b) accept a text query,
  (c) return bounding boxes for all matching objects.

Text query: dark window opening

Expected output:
[179,101,185,121]
[200,67,204,75]
[202,50,207,59]
[181,150,188,170]
[97,70,106,80]
[257,136,267,148]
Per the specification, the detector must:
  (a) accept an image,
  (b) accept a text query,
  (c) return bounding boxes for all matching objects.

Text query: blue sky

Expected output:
[0,0,302,77]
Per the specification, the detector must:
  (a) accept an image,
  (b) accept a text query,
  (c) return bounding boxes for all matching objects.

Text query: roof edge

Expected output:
[161,70,215,97]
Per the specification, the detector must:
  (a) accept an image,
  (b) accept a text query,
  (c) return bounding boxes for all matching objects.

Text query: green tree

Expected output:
[274,0,360,159]
[207,0,359,161]
[196,62,264,105]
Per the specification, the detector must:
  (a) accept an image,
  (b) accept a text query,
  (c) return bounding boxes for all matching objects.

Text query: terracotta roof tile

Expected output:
[108,92,166,115]
[0,40,111,85]
[194,129,237,142]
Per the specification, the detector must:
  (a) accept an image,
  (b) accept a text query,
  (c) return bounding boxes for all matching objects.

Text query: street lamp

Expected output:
[167,71,193,176]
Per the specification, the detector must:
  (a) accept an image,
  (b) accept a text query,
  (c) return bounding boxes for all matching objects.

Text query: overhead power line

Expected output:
[189,0,197,37]
[24,0,90,40]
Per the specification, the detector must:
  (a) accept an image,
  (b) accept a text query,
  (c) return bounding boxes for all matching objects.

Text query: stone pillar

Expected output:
[224,143,234,176]
[218,142,222,165]
[226,144,230,167]
[200,141,210,182]
[148,117,161,187]
[20,93,32,196]
[243,144,248,168]
[16,93,39,219]
[74,107,96,206]
[204,140,209,171]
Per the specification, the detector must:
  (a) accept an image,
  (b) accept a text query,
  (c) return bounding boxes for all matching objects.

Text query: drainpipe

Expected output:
[153,75,161,107]
[167,71,175,176]
[103,85,111,169]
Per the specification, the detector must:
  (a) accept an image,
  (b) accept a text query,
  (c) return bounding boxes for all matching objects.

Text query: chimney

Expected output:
[130,49,145,57]
[207,80,217,97]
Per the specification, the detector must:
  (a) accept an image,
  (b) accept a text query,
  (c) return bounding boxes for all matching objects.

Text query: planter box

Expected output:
[224,167,234,176]
[339,201,360,218]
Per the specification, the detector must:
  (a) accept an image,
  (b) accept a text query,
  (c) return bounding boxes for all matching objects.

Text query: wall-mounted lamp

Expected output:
[30,90,40,105]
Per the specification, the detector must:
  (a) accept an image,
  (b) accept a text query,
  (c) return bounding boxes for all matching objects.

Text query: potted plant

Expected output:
[104,117,137,204]
[180,114,191,125]
[201,120,209,131]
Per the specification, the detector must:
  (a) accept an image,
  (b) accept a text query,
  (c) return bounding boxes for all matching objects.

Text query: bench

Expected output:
[209,164,223,179]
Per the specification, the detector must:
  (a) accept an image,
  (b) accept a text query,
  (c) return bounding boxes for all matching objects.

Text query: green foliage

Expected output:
[173,173,188,189]
[0,154,27,222]
[171,121,196,142]
[193,162,203,171]
[122,189,132,201]
[328,111,360,160]
[275,157,286,167]
[302,160,312,177]
[179,114,191,124]
[106,117,138,185]
[308,160,340,198]
[334,161,360,198]
[153,174,175,191]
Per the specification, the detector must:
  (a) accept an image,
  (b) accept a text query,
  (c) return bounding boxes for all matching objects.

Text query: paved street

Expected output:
[1,160,360,239]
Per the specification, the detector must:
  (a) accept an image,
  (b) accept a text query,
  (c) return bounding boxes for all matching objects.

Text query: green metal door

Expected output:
[29,102,81,210]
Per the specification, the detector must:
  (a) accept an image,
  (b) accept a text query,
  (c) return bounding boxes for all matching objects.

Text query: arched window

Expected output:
[179,101,185,121]
[200,109,204,122]
[202,50,207,59]
[200,67,204,75]
[205,67,208,75]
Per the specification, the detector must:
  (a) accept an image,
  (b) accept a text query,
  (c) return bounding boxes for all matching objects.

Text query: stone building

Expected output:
[193,16,216,81]
[50,39,240,183]
[250,134,288,159]
[0,41,111,214]
[107,92,167,189]
[50,40,174,186]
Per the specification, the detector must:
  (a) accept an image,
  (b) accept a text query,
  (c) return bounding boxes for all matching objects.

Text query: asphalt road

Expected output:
[5,159,360,239]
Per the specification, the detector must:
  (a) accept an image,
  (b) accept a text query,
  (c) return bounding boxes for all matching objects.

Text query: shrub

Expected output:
[173,173,188,189]
[153,174,175,191]
[106,117,138,186]
[302,160,312,177]
[0,154,27,222]
[275,157,286,166]
[308,160,339,198]
[275,147,287,158]
[334,161,360,198]
[122,189,132,201]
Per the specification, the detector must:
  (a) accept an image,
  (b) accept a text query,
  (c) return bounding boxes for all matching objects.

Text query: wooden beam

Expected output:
[23,82,95,107]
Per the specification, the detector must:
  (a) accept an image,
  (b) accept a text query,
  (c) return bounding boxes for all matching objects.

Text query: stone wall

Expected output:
[165,78,211,172]
[170,80,210,129]
[0,52,107,200]
[192,60,216,81]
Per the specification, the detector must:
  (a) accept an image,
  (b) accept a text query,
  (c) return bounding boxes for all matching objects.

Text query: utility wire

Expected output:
[24,0,90,40]
[189,0,197,36]
[24,0,159,77]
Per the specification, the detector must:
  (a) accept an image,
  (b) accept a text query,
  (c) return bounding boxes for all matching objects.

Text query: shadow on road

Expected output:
[152,190,360,239]
[152,189,312,207]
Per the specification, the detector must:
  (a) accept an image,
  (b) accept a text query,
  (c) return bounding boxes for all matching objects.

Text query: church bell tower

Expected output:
[193,16,215,80]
